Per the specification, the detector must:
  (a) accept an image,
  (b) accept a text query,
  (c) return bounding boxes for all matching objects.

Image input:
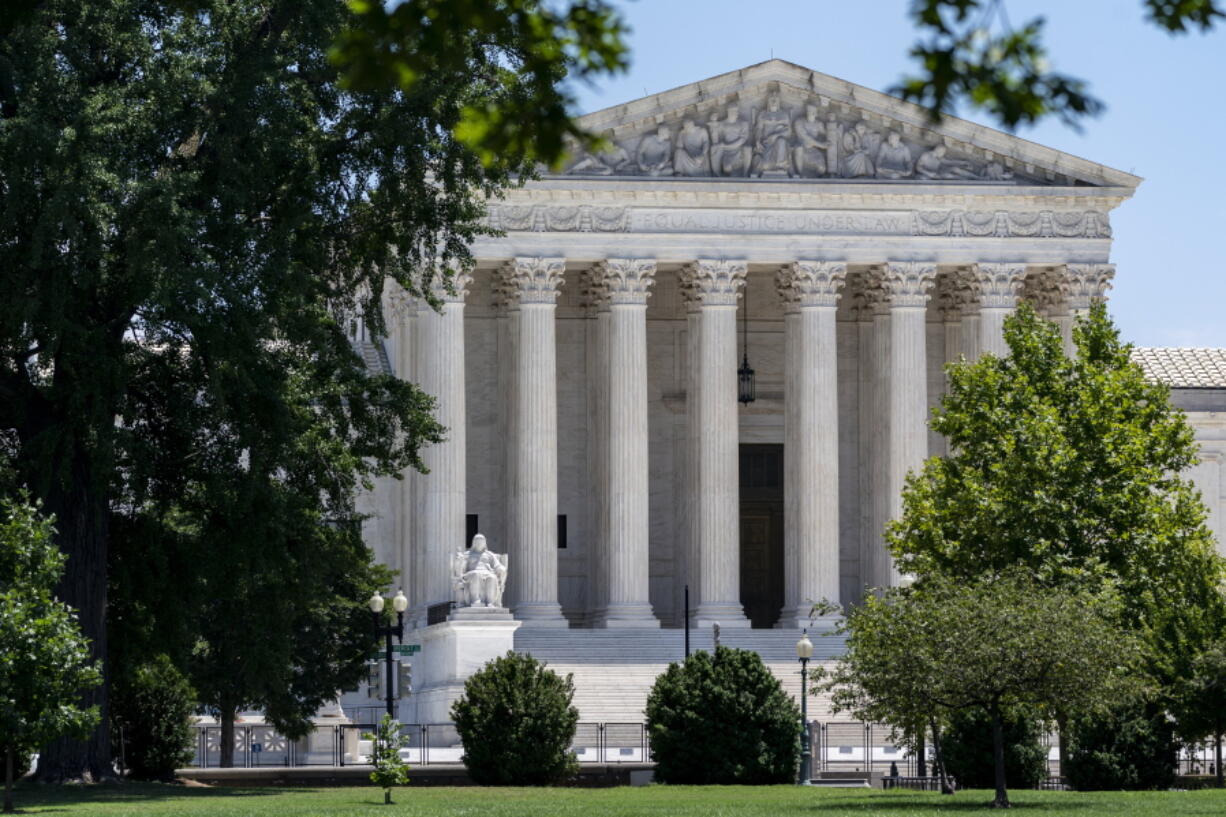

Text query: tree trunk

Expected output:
[33,452,113,783]
[991,709,1010,809]
[220,705,237,769]
[916,730,927,777]
[1216,732,1222,789]
[5,745,14,814]
[929,716,954,795]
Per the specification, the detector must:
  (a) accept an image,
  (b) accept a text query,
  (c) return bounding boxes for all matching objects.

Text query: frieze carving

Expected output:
[679,259,748,307]
[486,203,1111,239]
[563,92,1037,183]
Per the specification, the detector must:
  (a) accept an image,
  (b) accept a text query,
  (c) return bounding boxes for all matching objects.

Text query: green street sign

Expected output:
[368,644,420,661]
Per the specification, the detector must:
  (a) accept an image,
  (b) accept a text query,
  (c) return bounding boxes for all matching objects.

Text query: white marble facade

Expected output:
[363,60,1226,638]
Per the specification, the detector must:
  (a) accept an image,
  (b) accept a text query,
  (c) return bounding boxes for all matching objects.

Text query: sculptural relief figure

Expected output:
[841,121,876,177]
[636,125,674,176]
[982,161,1014,180]
[673,118,712,177]
[567,132,632,175]
[708,105,752,177]
[915,144,980,180]
[452,533,508,608]
[875,131,914,179]
[791,103,828,178]
[824,113,841,177]
[750,92,793,177]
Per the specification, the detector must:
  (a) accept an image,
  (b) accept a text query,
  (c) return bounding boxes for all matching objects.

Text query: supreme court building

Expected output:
[351,61,1226,723]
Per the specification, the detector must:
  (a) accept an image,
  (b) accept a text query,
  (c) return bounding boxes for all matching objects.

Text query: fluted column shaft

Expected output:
[506,257,568,627]
[975,263,1027,357]
[779,262,845,626]
[683,260,749,627]
[594,259,659,627]
[583,276,610,622]
[865,283,893,593]
[882,262,936,588]
[413,273,471,622]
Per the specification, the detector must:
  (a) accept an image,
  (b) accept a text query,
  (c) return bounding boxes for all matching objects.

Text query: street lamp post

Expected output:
[796,630,814,785]
[368,590,409,721]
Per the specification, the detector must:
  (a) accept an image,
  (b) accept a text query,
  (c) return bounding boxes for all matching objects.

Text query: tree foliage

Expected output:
[0,0,624,779]
[451,652,580,786]
[823,571,1137,808]
[1172,635,1226,788]
[1065,699,1180,791]
[897,0,1223,129]
[110,654,196,781]
[889,304,1226,678]
[365,715,411,805]
[0,496,101,811]
[940,706,1048,791]
[646,646,800,785]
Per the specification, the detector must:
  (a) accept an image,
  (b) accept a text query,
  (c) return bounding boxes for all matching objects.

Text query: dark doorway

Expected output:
[740,444,784,628]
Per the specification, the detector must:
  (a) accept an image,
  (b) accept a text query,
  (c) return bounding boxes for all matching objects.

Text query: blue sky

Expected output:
[570,1,1226,348]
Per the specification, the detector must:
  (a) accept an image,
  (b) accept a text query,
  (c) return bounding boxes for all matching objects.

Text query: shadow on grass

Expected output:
[12,781,294,806]
[802,792,1096,813]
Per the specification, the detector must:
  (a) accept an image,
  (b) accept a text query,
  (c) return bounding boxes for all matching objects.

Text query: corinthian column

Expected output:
[1060,264,1115,357]
[778,261,846,627]
[506,257,568,627]
[592,259,659,627]
[880,262,936,588]
[681,259,749,628]
[413,270,472,623]
[974,262,1028,357]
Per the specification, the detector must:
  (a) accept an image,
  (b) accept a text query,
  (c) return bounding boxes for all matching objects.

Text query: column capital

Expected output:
[383,279,419,318]
[1063,263,1115,310]
[1023,266,1068,317]
[680,259,747,308]
[935,283,977,322]
[883,261,937,308]
[778,261,848,309]
[505,256,566,304]
[423,267,473,304]
[973,262,1028,309]
[596,258,658,306]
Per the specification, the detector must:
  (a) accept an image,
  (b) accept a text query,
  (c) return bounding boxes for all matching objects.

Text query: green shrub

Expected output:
[1065,700,1179,791]
[451,651,579,785]
[110,654,197,781]
[365,715,411,804]
[941,706,1048,790]
[645,646,800,784]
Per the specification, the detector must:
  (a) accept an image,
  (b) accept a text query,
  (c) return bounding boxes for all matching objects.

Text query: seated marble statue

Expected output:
[452,533,508,608]
[792,103,828,178]
[566,133,632,175]
[674,118,712,177]
[708,105,752,177]
[840,121,875,178]
[751,93,792,176]
[636,125,674,176]
[875,131,914,179]
[915,144,980,180]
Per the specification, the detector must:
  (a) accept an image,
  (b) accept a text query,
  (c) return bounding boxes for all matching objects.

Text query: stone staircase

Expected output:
[513,628,846,723]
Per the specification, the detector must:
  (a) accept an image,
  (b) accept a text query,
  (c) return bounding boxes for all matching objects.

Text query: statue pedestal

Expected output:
[411,610,521,724]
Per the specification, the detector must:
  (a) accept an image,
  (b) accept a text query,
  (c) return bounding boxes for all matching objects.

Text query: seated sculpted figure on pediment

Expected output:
[708,105,752,177]
[674,118,712,176]
[875,131,914,179]
[636,125,674,176]
[791,103,828,178]
[751,92,793,177]
[566,132,632,176]
[841,121,877,178]
[915,144,980,180]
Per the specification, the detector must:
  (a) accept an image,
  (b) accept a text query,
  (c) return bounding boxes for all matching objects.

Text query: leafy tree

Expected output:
[1173,636,1226,788]
[889,304,1226,705]
[0,0,624,779]
[897,0,1223,129]
[823,571,1137,808]
[1065,698,1180,791]
[110,654,196,781]
[941,706,1048,791]
[365,715,411,805]
[646,646,800,785]
[0,497,101,812]
[451,652,580,785]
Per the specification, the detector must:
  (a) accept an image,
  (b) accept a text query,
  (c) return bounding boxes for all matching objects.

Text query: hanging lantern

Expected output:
[738,295,756,405]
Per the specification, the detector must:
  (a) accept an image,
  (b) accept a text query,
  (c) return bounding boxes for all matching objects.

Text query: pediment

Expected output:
[559,59,1139,189]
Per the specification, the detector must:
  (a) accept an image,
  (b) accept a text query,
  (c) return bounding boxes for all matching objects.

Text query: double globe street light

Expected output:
[368,590,409,720]
[796,630,814,785]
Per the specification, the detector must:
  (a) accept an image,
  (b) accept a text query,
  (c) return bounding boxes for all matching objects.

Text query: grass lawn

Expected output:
[6,783,1226,817]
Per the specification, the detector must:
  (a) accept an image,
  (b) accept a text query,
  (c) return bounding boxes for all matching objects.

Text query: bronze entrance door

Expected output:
[739,444,784,629]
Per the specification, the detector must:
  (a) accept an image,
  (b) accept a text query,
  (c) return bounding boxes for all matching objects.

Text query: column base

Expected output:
[591,603,660,629]
[512,601,570,628]
[691,601,750,629]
